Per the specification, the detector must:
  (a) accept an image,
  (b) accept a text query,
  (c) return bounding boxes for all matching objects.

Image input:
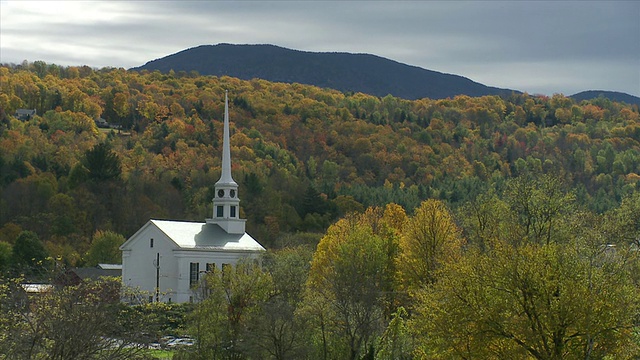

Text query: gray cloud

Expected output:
[1,0,638,96]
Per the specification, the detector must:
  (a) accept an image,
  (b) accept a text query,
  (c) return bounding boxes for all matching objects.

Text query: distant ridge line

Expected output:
[130,43,518,100]
[131,43,640,105]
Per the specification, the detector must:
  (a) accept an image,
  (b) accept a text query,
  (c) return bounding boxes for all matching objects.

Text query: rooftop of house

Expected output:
[70,267,121,280]
[98,263,122,270]
[127,219,265,252]
[15,108,36,115]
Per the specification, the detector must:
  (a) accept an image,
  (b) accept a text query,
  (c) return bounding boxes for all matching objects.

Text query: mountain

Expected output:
[570,90,640,107]
[130,44,518,100]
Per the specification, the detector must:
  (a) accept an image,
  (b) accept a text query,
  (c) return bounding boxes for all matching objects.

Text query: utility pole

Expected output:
[154,253,160,302]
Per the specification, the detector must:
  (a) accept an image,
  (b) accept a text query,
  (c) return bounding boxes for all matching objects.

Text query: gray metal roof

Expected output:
[15,109,36,115]
[151,219,265,252]
[71,267,121,280]
[97,263,122,270]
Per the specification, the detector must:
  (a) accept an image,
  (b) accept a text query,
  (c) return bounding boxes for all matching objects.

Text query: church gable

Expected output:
[120,220,180,252]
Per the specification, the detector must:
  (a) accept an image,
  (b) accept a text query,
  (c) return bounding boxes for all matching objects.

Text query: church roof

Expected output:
[146,219,264,252]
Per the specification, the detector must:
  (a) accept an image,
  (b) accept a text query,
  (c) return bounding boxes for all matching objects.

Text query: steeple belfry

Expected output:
[207,91,246,234]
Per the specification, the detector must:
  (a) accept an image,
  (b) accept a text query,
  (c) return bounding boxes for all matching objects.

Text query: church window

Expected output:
[190,262,199,286]
[150,238,154,248]
[216,205,224,218]
[218,189,225,198]
[206,263,216,272]
[222,263,230,275]
[230,206,237,218]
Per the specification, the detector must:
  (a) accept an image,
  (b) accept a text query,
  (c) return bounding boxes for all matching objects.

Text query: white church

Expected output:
[120,92,265,303]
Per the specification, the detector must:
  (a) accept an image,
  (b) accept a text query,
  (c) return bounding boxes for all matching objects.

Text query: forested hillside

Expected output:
[572,90,640,107]
[131,44,517,100]
[1,62,639,359]
[0,61,639,263]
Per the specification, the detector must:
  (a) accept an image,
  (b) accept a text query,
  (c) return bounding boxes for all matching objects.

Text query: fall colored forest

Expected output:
[1,61,639,264]
[1,62,640,359]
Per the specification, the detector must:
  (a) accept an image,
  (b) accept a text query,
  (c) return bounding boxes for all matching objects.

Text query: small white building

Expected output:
[120,92,265,303]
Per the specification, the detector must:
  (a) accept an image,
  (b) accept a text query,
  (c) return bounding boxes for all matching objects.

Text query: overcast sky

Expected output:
[1,1,639,97]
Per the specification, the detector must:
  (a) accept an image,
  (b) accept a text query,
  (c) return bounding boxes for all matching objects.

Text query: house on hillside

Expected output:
[14,109,36,121]
[95,117,109,128]
[120,92,265,304]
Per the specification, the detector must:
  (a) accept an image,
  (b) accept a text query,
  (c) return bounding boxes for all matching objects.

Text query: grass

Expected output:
[98,127,131,136]
[144,349,174,359]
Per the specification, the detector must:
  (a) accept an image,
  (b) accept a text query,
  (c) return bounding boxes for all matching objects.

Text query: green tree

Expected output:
[0,277,150,360]
[2,174,58,229]
[504,174,576,245]
[188,260,273,359]
[12,231,49,276]
[458,190,514,251]
[83,142,122,182]
[0,242,11,273]
[247,247,314,359]
[375,307,412,360]
[85,230,126,266]
[299,185,331,219]
[604,191,640,246]
[67,162,90,188]
[47,193,80,237]
[0,278,27,358]
[411,233,640,359]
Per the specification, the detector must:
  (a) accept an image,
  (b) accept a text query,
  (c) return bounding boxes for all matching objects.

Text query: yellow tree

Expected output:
[412,238,640,359]
[112,92,130,120]
[396,199,464,293]
[304,208,399,360]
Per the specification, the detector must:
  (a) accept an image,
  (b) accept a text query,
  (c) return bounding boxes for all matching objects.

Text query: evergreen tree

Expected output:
[12,231,49,276]
[83,142,122,182]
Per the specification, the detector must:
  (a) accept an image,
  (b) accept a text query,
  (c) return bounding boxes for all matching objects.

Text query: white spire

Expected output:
[208,90,245,234]
[217,90,237,186]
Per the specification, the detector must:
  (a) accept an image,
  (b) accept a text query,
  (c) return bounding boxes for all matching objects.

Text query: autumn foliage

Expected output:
[1,60,639,357]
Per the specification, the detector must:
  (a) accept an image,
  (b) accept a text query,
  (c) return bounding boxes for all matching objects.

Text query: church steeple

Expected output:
[207,91,246,234]
[217,91,236,187]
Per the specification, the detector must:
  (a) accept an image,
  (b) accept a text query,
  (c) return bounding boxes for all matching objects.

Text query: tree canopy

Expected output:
[0,62,639,359]
[1,62,639,260]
